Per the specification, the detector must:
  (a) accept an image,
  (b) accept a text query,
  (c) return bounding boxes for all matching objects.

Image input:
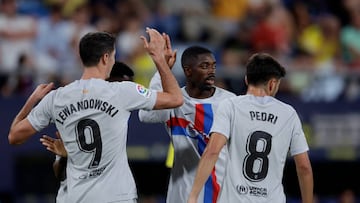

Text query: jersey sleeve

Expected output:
[289,112,309,156]
[149,71,163,91]
[27,91,55,132]
[114,81,157,111]
[138,108,171,123]
[138,72,171,123]
[210,99,232,139]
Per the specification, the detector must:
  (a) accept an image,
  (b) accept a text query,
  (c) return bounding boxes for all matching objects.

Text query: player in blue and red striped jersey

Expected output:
[139,45,236,203]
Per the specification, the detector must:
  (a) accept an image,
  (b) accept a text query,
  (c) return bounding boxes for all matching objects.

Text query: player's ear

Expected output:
[101,53,110,65]
[183,66,192,77]
[244,76,248,86]
[100,54,106,65]
[268,78,279,96]
[268,78,274,91]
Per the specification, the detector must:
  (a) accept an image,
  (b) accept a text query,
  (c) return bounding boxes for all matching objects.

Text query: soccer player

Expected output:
[47,132,67,203]
[138,45,236,203]
[8,28,183,203]
[188,53,313,203]
[40,60,136,203]
[107,61,135,82]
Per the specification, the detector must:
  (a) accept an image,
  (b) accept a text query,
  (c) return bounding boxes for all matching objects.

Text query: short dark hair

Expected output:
[79,32,116,67]
[108,61,134,82]
[181,46,213,68]
[246,53,286,85]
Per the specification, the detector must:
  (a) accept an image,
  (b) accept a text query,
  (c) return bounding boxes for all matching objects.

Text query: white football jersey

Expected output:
[139,72,236,203]
[211,95,309,203]
[28,78,156,202]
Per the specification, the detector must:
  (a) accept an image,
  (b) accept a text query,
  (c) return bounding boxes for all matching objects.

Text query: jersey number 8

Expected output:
[243,131,272,182]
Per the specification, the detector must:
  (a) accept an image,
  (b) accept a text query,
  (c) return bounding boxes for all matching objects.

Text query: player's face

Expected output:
[191,53,216,90]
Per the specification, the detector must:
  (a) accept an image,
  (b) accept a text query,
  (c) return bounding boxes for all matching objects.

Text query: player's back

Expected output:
[50,78,156,202]
[216,95,308,203]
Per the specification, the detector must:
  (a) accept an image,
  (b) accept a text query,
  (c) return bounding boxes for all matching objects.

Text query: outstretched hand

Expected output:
[163,33,177,69]
[140,27,166,60]
[40,131,67,157]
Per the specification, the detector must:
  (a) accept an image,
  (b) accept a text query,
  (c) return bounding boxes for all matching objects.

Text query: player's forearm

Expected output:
[54,157,67,181]
[154,57,181,94]
[9,95,40,144]
[295,155,314,203]
[9,83,54,144]
[10,95,39,129]
[189,150,219,202]
[298,170,314,203]
[153,57,183,105]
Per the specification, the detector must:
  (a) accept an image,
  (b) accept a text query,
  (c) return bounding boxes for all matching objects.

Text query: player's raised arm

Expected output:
[141,28,183,110]
[8,82,54,145]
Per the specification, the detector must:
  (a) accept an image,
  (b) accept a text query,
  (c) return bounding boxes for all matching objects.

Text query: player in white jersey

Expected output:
[39,61,136,203]
[8,28,183,203]
[188,53,314,203]
[139,46,236,203]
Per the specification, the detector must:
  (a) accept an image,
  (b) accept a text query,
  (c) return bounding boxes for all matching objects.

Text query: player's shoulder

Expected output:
[270,97,298,115]
[108,80,137,88]
[53,80,81,93]
[273,97,294,108]
[224,94,248,106]
[82,78,135,90]
[214,86,237,97]
[109,81,155,99]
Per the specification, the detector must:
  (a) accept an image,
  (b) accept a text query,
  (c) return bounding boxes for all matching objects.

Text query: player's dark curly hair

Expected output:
[79,32,116,67]
[246,53,286,85]
[181,46,213,68]
[107,61,134,82]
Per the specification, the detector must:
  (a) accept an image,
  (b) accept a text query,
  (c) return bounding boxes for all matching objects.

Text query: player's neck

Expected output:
[246,86,269,97]
[185,86,215,99]
[81,66,107,80]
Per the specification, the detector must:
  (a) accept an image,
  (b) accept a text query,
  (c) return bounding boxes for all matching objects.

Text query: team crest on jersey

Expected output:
[136,84,151,98]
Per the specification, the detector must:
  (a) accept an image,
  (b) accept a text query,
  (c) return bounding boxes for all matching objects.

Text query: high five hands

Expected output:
[140,28,177,69]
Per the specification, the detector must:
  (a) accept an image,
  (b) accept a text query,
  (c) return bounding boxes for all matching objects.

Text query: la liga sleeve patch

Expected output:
[136,84,152,98]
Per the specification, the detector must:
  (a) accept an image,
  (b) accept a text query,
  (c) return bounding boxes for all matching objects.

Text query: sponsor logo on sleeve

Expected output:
[136,84,151,98]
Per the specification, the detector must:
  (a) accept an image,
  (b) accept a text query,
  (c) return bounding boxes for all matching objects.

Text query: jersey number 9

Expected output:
[76,119,103,169]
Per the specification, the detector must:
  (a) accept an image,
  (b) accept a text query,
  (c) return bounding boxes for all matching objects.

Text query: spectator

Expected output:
[0,0,37,94]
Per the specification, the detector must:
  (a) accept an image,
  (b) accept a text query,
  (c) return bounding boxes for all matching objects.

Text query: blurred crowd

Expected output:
[1,0,360,102]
